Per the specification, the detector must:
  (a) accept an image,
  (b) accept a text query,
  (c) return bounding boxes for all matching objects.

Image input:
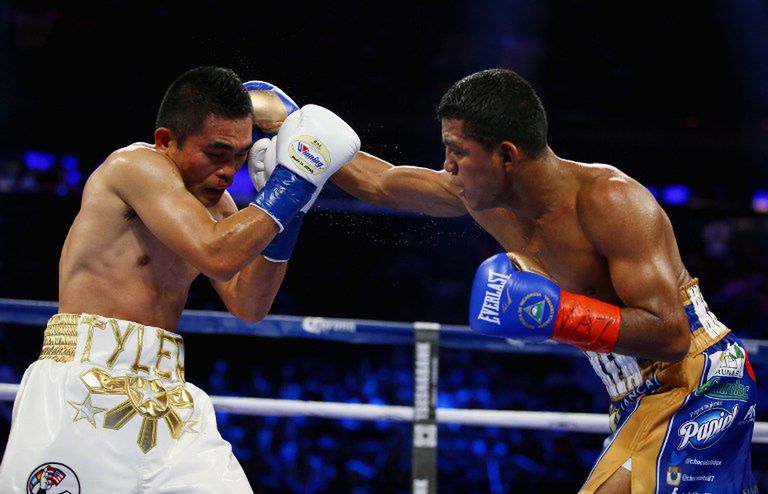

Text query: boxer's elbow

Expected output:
[217,283,273,323]
[660,321,692,362]
[231,303,269,323]
[198,243,247,281]
[201,257,240,282]
[659,341,689,362]
[240,309,268,324]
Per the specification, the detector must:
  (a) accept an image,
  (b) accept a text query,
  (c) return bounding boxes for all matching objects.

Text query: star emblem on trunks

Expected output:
[181,417,199,436]
[77,367,196,453]
[135,378,162,404]
[67,394,107,427]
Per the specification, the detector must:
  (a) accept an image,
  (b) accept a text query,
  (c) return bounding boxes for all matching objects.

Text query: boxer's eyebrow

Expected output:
[442,138,466,153]
[206,141,254,153]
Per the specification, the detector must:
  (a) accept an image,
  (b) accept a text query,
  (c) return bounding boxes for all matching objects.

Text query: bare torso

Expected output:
[58,143,229,330]
[467,159,691,304]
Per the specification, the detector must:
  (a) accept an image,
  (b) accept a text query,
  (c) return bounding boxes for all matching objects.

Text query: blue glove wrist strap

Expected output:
[262,212,305,262]
[250,165,316,231]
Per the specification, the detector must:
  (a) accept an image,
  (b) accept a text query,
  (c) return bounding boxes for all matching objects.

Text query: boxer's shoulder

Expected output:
[575,164,657,223]
[109,142,169,168]
[94,143,181,188]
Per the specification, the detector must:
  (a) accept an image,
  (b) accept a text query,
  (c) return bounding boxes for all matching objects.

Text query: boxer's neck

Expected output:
[503,148,573,220]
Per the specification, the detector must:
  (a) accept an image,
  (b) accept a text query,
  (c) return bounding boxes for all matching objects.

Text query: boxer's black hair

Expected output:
[156,66,252,147]
[437,68,547,156]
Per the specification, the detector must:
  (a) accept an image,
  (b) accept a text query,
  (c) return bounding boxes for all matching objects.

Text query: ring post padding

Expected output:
[412,322,440,494]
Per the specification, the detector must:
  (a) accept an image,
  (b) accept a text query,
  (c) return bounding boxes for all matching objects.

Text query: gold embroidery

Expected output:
[80,314,107,363]
[154,329,174,380]
[40,314,186,383]
[40,314,194,453]
[79,367,195,453]
[39,314,79,362]
[106,320,136,368]
[175,337,186,384]
[131,325,150,374]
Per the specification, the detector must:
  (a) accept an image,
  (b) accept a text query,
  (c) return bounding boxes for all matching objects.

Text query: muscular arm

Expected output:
[331,151,467,217]
[111,148,278,281]
[208,194,286,322]
[580,175,691,361]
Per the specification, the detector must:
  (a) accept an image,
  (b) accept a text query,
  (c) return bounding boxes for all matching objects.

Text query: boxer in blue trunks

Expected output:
[315,68,758,492]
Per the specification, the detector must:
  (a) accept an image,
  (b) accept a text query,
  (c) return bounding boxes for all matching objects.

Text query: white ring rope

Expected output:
[1,383,765,443]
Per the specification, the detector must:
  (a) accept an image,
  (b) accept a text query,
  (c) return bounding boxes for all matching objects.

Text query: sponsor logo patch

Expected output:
[609,373,663,432]
[681,473,716,483]
[706,343,746,380]
[476,270,511,325]
[289,135,331,175]
[27,462,80,494]
[670,450,686,466]
[677,404,738,450]
[666,466,682,486]
[684,457,722,466]
[517,292,554,329]
[739,404,757,426]
[696,376,750,401]
[301,317,357,335]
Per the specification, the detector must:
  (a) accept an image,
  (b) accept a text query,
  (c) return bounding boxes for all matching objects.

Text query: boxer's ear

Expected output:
[499,141,521,169]
[154,127,172,150]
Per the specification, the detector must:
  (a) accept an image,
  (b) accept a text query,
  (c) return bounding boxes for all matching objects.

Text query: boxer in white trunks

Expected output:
[0,66,360,493]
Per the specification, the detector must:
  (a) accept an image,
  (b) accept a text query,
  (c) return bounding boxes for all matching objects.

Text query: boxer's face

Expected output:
[441,118,505,210]
[169,115,253,207]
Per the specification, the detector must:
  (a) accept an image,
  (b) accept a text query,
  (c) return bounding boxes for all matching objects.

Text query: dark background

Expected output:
[1,1,767,492]
[2,1,768,189]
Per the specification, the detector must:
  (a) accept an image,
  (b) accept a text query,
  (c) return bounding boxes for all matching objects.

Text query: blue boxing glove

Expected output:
[244,81,305,262]
[245,80,300,196]
[469,253,621,352]
[244,80,299,140]
[248,136,306,262]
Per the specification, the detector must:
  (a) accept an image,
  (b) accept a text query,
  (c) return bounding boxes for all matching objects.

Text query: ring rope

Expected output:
[1,299,765,445]
[0,383,765,442]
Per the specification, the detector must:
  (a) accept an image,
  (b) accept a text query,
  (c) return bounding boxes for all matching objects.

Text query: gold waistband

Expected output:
[679,278,730,354]
[39,313,80,363]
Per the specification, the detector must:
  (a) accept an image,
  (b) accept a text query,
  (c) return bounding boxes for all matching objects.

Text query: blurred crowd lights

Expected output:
[753,190,768,213]
[23,150,82,185]
[646,184,768,214]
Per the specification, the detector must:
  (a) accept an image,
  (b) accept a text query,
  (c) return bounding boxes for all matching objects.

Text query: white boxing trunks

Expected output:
[0,313,253,494]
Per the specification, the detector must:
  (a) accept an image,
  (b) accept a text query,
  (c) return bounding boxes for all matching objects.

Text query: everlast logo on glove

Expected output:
[477,270,511,325]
